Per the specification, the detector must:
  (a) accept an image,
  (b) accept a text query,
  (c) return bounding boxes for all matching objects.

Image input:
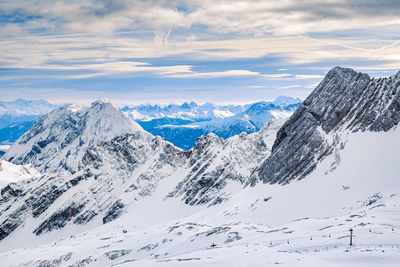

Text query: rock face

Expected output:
[3,99,146,174]
[0,101,187,240]
[250,67,400,185]
[2,66,398,244]
[170,119,284,205]
[0,99,285,241]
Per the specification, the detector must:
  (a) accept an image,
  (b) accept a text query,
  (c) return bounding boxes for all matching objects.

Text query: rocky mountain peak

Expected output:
[251,66,400,185]
[3,99,148,174]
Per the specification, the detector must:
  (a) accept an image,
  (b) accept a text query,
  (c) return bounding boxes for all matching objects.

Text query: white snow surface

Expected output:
[0,144,10,152]
[122,102,243,121]
[0,99,56,116]
[121,96,300,124]
[0,124,399,266]
[3,101,149,174]
[0,160,40,188]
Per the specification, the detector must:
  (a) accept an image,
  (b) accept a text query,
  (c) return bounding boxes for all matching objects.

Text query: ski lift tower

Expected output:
[349,229,353,246]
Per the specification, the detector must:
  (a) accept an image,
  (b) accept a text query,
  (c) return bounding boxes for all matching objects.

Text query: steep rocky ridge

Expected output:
[250,66,400,185]
[170,119,284,205]
[0,99,284,243]
[3,99,147,174]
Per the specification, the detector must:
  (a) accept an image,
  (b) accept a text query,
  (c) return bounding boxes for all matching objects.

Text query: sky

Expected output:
[1,0,400,105]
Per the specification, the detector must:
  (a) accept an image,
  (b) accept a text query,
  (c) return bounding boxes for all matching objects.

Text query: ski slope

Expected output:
[0,126,399,266]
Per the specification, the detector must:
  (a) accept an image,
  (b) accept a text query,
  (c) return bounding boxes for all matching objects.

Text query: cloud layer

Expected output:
[1,0,400,103]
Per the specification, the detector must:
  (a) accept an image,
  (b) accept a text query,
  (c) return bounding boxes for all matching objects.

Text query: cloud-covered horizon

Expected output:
[1,0,400,104]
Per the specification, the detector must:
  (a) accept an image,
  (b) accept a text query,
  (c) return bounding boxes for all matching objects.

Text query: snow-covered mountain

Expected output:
[0,67,399,266]
[135,97,301,149]
[0,99,57,146]
[3,99,147,174]
[169,119,284,205]
[0,97,299,150]
[0,121,36,146]
[250,66,400,185]
[121,101,244,121]
[0,99,57,129]
[0,160,40,189]
[0,97,284,247]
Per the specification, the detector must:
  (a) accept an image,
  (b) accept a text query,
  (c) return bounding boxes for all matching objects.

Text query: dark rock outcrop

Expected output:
[34,203,84,235]
[102,200,125,224]
[251,67,400,185]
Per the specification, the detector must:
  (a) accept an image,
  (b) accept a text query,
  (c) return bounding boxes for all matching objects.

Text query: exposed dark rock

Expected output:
[169,119,282,205]
[34,203,84,235]
[23,252,72,267]
[251,67,400,185]
[102,200,124,224]
[1,183,23,199]
[104,250,132,260]
[73,210,97,225]
[69,257,93,267]
[68,170,93,186]
[138,243,158,252]
[225,231,242,243]
[0,204,28,240]
[31,185,67,218]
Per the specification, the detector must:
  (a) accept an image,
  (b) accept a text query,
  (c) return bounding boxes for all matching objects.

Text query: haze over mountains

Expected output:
[0,67,399,266]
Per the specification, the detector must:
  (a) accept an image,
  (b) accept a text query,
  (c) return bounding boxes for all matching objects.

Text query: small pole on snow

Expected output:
[349,229,353,246]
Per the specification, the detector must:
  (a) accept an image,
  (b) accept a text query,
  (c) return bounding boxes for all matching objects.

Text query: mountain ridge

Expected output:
[250,66,400,186]
[0,67,400,266]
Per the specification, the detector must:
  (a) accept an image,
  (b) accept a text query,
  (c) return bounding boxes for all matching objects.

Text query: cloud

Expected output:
[263,73,294,78]
[1,0,400,93]
[279,84,301,90]
[166,69,261,78]
[2,0,400,38]
[294,74,325,79]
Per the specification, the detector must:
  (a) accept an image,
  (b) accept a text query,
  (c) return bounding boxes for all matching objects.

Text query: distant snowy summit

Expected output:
[0,99,57,128]
[0,96,301,150]
[0,99,57,146]
[122,96,301,149]
[1,67,400,266]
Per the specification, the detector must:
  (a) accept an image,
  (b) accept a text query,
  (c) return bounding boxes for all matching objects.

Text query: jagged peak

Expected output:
[327,66,370,80]
[192,133,223,151]
[91,98,113,108]
[65,104,83,113]
[390,70,400,79]
[3,98,149,173]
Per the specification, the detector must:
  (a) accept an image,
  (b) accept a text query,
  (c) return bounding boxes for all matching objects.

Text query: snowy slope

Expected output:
[0,122,283,246]
[0,160,40,189]
[3,99,148,174]
[251,67,400,185]
[0,99,286,249]
[0,126,399,266]
[0,68,399,266]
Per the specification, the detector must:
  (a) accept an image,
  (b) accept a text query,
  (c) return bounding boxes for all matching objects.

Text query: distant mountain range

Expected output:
[1,67,400,266]
[0,99,57,145]
[122,96,301,149]
[0,99,57,129]
[0,96,301,150]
